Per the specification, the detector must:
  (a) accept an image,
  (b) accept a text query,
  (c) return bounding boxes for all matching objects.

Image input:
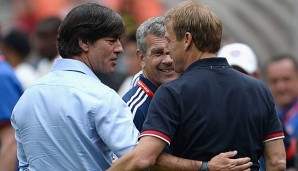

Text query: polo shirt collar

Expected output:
[184,57,230,74]
[139,74,158,93]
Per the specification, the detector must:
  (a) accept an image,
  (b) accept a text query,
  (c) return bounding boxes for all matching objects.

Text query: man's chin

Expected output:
[162,77,178,84]
[95,68,115,76]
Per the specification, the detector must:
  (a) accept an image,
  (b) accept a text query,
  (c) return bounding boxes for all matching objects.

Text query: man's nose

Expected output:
[162,54,173,65]
[114,39,123,53]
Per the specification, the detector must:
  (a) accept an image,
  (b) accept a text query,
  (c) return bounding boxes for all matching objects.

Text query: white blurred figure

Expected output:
[217,43,260,79]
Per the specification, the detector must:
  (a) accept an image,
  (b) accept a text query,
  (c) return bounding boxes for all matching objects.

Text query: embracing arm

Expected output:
[152,151,252,171]
[108,136,252,171]
[108,136,166,171]
[263,139,286,171]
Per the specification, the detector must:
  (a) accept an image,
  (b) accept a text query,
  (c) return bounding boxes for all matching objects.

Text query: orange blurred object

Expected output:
[104,0,165,26]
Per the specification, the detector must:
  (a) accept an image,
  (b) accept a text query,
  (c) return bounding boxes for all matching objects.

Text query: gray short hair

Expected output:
[136,16,166,56]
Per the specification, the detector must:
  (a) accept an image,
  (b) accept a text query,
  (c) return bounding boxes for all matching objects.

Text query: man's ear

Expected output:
[137,49,145,68]
[184,32,192,50]
[78,38,89,52]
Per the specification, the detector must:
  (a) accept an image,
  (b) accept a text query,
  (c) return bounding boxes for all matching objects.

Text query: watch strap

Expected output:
[199,161,208,171]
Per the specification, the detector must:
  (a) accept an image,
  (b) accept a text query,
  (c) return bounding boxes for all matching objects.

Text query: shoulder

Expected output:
[123,85,151,113]
[130,70,143,88]
[123,85,141,102]
[0,62,23,93]
[33,70,115,101]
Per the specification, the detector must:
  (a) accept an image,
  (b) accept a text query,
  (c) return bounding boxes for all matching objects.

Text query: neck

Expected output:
[142,70,159,87]
[185,51,216,70]
[281,98,298,110]
[8,56,22,68]
[73,55,94,71]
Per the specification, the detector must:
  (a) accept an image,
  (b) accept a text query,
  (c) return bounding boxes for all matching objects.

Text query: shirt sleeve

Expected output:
[94,91,139,157]
[11,114,29,170]
[140,85,180,145]
[133,109,146,132]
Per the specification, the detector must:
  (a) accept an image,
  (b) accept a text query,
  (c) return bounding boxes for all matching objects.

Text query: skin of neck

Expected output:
[73,54,95,73]
[184,46,216,71]
[8,54,22,68]
[142,70,160,88]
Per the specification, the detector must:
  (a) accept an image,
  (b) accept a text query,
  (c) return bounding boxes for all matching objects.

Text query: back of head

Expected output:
[34,16,62,61]
[217,43,258,74]
[57,3,125,59]
[1,29,31,59]
[136,16,166,56]
[164,0,222,53]
[35,17,62,35]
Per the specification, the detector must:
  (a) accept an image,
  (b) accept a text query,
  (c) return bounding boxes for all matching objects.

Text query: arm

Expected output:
[108,136,252,171]
[95,92,139,157]
[263,139,286,171]
[0,124,17,171]
[152,151,252,171]
[108,136,167,171]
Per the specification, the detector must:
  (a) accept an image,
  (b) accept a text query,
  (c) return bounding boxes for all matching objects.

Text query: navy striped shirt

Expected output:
[123,74,157,132]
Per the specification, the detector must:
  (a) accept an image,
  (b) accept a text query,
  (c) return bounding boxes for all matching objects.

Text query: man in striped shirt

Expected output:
[123,16,179,132]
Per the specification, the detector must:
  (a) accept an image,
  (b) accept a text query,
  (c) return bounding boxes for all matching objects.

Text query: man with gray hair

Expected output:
[121,16,252,171]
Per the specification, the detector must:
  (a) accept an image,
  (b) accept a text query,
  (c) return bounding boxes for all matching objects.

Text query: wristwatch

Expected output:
[199,161,209,171]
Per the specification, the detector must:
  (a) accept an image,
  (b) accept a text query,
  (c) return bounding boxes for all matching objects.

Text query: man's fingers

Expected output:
[220,150,238,158]
[231,161,253,171]
[233,157,251,165]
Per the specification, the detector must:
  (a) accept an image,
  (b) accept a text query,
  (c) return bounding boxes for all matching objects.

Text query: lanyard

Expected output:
[137,79,154,98]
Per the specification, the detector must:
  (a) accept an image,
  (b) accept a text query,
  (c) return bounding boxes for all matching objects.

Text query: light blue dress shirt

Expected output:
[11,59,139,171]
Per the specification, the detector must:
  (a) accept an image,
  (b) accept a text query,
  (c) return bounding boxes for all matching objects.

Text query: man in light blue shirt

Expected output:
[11,3,138,170]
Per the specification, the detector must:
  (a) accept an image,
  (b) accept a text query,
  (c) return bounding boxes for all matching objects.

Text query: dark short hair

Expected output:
[266,54,298,72]
[2,29,31,58]
[57,3,125,58]
[35,16,62,35]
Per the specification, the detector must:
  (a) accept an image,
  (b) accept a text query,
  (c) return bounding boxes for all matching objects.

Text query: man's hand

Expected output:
[208,151,252,171]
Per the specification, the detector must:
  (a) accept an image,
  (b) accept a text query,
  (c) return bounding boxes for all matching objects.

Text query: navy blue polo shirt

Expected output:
[140,57,284,170]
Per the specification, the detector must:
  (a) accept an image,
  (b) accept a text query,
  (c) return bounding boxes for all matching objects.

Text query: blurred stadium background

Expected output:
[0,0,297,69]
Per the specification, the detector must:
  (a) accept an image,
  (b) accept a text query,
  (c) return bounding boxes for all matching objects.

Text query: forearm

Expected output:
[265,160,286,171]
[0,144,17,171]
[264,139,286,171]
[265,158,286,171]
[108,150,153,171]
[0,125,17,171]
[151,153,201,171]
[108,136,168,171]
[152,151,252,171]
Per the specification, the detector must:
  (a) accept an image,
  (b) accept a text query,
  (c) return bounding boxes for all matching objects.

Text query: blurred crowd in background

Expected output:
[0,0,298,76]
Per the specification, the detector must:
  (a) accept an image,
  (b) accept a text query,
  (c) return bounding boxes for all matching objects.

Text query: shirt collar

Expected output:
[52,58,99,80]
[184,57,230,74]
[139,74,158,93]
